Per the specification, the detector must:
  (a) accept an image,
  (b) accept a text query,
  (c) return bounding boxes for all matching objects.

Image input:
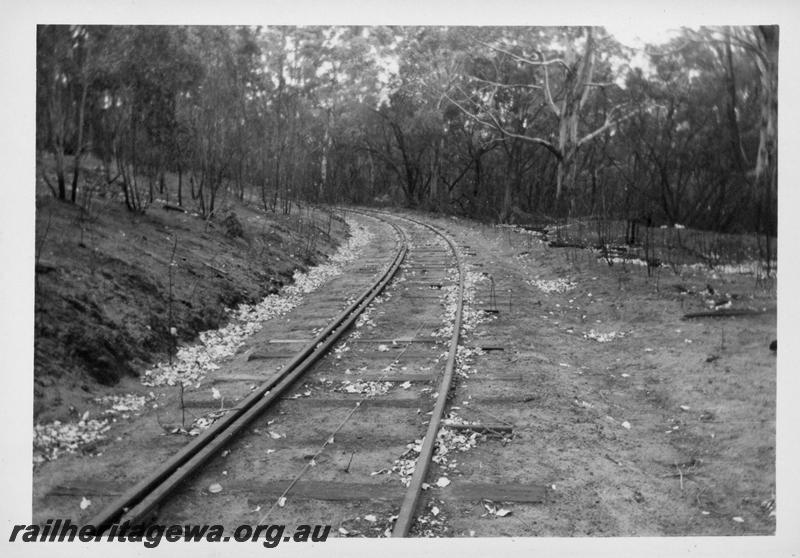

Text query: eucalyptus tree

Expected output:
[445,26,635,219]
[611,26,770,233]
[36,25,93,202]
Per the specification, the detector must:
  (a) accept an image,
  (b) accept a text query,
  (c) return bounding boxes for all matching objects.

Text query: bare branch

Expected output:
[443,92,562,160]
[577,109,637,147]
[543,63,561,117]
[477,40,570,71]
[467,74,543,91]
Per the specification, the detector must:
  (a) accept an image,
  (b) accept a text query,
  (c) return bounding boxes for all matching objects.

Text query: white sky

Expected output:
[605,24,684,49]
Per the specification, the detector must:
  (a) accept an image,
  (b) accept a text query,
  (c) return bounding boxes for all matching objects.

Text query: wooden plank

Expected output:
[514,351,551,363]
[243,480,405,502]
[210,375,270,384]
[683,308,765,319]
[443,423,513,434]
[352,351,440,359]
[349,337,440,344]
[465,375,523,382]
[282,397,428,409]
[449,482,548,503]
[181,400,244,409]
[334,373,436,383]
[50,479,546,504]
[49,480,124,497]
[49,480,405,502]
[284,395,528,407]
[248,352,296,360]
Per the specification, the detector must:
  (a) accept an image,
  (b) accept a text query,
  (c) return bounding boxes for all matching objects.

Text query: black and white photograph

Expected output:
[2,1,797,556]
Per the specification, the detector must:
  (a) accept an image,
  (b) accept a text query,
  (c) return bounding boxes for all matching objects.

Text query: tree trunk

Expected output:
[554,27,595,202]
[70,69,89,203]
[177,164,183,206]
[500,154,513,223]
[753,26,778,239]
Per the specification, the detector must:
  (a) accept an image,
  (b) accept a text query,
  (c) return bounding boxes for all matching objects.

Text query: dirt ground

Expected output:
[34,156,346,424]
[422,213,776,536]
[31,211,397,523]
[30,203,776,539]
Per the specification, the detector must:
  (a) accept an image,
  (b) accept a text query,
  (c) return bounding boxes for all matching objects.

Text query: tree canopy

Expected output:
[36,25,777,235]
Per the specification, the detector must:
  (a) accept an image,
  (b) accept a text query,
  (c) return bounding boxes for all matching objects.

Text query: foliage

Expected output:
[36,25,777,235]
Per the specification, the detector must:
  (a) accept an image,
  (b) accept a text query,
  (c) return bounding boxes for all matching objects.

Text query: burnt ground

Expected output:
[34,156,346,424]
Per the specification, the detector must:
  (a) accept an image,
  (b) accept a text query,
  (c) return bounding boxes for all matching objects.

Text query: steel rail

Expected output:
[377,214,466,538]
[88,216,407,532]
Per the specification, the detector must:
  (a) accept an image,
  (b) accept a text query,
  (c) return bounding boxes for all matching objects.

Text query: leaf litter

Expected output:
[143,219,373,387]
[34,217,372,463]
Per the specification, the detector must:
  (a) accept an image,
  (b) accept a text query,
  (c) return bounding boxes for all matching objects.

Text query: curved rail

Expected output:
[89,215,408,532]
[384,214,466,537]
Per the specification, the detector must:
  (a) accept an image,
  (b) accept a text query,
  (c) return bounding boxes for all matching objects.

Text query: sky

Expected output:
[605,24,684,49]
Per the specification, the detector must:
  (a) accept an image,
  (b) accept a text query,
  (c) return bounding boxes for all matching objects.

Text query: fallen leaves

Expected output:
[33,418,111,464]
[528,278,577,294]
[93,394,148,415]
[335,379,393,396]
[141,218,373,388]
[584,329,628,343]
[391,439,423,486]
[482,499,512,518]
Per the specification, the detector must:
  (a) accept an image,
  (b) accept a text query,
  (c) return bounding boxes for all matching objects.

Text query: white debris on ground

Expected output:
[495,224,547,243]
[390,438,423,486]
[33,418,111,464]
[595,254,658,268]
[455,345,484,378]
[33,393,157,464]
[143,219,373,387]
[414,499,449,537]
[433,267,488,341]
[528,278,577,294]
[386,419,481,505]
[453,268,491,379]
[94,394,149,416]
[34,217,373,464]
[388,239,491,488]
[583,329,628,343]
[335,380,393,396]
[346,260,409,341]
[434,422,479,468]
[499,222,775,276]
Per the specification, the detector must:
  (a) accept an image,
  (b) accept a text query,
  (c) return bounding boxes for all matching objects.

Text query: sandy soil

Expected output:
[31,208,776,538]
[422,214,776,536]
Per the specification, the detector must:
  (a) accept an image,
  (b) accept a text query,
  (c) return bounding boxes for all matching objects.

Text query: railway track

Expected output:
[85,210,469,537]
